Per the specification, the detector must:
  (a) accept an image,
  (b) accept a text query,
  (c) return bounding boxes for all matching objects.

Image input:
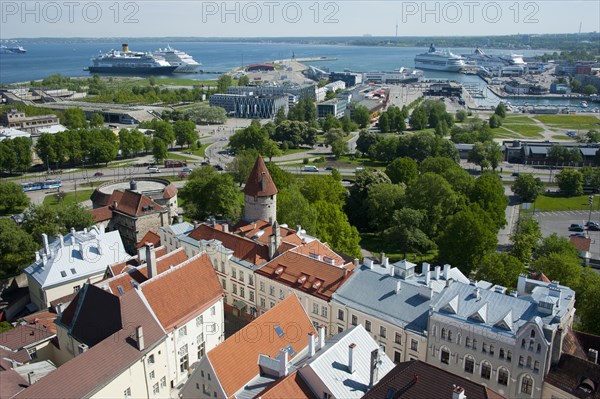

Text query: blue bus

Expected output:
[43,180,62,189]
[21,180,63,192]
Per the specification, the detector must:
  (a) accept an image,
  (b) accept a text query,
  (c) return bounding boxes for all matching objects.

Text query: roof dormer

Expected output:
[440,294,459,314]
[468,303,488,323]
[494,310,513,331]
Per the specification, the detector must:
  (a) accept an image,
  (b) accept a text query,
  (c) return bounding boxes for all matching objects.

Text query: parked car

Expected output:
[148,167,160,174]
[178,171,190,178]
[303,165,319,172]
[213,165,223,171]
[511,172,520,177]
[182,167,193,173]
[568,224,584,232]
[94,172,104,177]
[587,222,600,231]
[569,233,586,238]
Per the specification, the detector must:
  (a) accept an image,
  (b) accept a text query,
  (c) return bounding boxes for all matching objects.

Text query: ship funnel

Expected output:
[122,43,129,52]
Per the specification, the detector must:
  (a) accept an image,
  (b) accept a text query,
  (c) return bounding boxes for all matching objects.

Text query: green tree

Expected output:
[385,157,418,185]
[486,142,503,170]
[378,112,390,133]
[512,174,544,203]
[217,74,233,93]
[531,252,581,288]
[56,203,95,232]
[174,120,198,148]
[238,75,250,86]
[277,186,317,234]
[438,204,498,276]
[331,138,347,159]
[469,173,507,229]
[576,268,600,334]
[227,150,258,186]
[547,145,570,166]
[63,108,87,129]
[510,214,542,265]
[186,105,228,125]
[346,169,391,230]
[556,168,583,197]
[152,138,168,163]
[300,175,346,208]
[468,142,490,170]
[356,130,382,156]
[262,140,281,161]
[455,109,467,122]
[265,162,292,190]
[535,233,579,260]
[180,166,243,220]
[322,114,342,132]
[0,321,13,333]
[582,84,598,95]
[494,103,507,118]
[366,183,405,231]
[314,201,361,258]
[476,252,525,290]
[384,208,436,258]
[0,181,30,213]
[0,219,38,279]
[409,106,428,130]
[341,115,358,133]
[89,113,105,127]
[229,124,269,154]
[351,104,371,128]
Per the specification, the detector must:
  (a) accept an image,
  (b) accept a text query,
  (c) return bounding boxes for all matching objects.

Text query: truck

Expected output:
[164,159,187,168]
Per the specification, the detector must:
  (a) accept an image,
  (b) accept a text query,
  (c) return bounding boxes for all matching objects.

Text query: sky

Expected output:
[0,0,599,38]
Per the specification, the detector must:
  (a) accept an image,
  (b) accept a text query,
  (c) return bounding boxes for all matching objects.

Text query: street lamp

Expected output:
[588,195,594,228]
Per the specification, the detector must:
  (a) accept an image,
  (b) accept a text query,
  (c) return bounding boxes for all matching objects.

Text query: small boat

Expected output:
[581,101,589,108]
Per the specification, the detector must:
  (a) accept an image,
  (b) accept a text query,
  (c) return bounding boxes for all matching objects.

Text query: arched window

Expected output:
[432,325,437,337]
[519,356,524,367]
[530,330,535,338]
[481,362,491,380]
[489,345,495,356]
[507,351,512,362]
[464,355,474,374]
[441,328,446,340]
[456,333,461,345]
[534,361,540,371]
[441,347,450,365]
[472,339,478,350]
[537,343,541,353]
[447,330,453,342]
[526,356,532,368]
[498,368,509,386]
[499,348,505,359]
[465,337,471,348]
[521,339,526,348]
[521,375,534,395]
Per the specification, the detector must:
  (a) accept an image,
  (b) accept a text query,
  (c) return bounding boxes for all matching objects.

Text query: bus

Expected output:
[21,182,44,192]
[43,180,63,189]
[20,180,63,192]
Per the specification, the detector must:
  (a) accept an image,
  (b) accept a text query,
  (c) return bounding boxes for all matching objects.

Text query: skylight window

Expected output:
[117,286,125,295]
[60,271,67,278]
[274,325,284,337]
[286,344,295,357]
[70,268,77,274]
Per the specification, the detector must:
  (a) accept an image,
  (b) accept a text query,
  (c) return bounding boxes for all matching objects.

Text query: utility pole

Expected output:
[588,195,594,227]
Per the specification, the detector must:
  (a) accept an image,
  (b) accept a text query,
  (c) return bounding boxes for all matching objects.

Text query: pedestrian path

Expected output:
[536,210,600,216]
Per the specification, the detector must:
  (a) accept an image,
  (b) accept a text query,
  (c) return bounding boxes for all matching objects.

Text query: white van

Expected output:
[303,165,319,172]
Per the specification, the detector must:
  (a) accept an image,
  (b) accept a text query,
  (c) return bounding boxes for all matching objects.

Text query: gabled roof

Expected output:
[255,370,315,399]
[136,230,161,249]
[469,302,488,323]
[545,354,600,399]
[0,369,28,399]
[300,325,395,399]
[207,295,316,398]
[243,156,278,197]
[441,294,459,314]
[19,311,58,335]
[139,253,224,331]
[105,246,168,277]
[570,236,592,252]
[363,360,506,399]
[494,310,513,332]
[113,190,165,217]
[0,325,55,352]
[256,251,352,302]
[89,206,112,223]
[99,247,189,297]
[290,240,346,267]
[15,289,166,399]
[235,219,302,248]
[188,224,269,265]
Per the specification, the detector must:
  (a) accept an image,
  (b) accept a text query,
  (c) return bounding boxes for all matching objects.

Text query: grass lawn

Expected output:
[105,77,217,89]
[522,194,597,212]
[165,151,196,161]
[360,232,438,263]
[533,115,600,131]
[551,135,571,140]
[492,127,519,138]
[279,148,309,156]
[504,115,536,124]
[43,189,95,207]
[505,124,544,138]
[189,144,207,158]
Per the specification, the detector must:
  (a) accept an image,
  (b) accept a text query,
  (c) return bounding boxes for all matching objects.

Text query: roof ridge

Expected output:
[138,252,209,287]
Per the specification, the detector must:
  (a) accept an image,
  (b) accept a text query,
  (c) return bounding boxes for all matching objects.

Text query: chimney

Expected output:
[70,235,76,246]
[146,243,157,279]
[27,371,34,386]
[278,348,289,377]
[434,266,441,280]
[261,172,267,192]
[268,234,277,259]
[222,223,229,233]
[380,252,385,264]
[96,238,102,255]
[78,343,88,354]
[318,325,326,349]
[452,386,466,399]
[112,200,118,209]
[517,273,527,295]
[395,281,401,294]
[177,214,183,223]
[41,233,49,254]
[136,326,145,351]
[443,264,450,279]
[425,271,431,285]
[308,332,315,357]
[58,234,64,248]
[475,287,481,301]
[83,227,88,235]
[296,225,302,233]
[353,258,360,268]
[510,290,518,297]
[79,242,85,258]
[369,348,381,387]
[137,246,146,262]
[99,223,105,234]
[35,251,40,262]
[41,254,47,266]
[348,343,356,373]
[70,227,75,235]
[56,303,64,317]
[422,262,430,275]
[365,259,374,269]
[588,349,599,364]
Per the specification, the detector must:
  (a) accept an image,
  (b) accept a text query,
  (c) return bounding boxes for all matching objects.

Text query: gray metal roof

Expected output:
[166,222,194,236]
[580,147,598,156]
[528,146,548,155]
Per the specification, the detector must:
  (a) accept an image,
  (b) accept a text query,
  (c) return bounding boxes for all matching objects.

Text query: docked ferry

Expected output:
[154,45,201,73]
[87,44,177,75]
[414,44,465,72]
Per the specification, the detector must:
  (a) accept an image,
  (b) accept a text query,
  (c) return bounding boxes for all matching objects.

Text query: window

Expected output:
[269,285,275,296]
[380,326,387,338]
[411,339,418,351]
[221,279,226,290]
[522,338,526,348]
[321,306,327,318]
[240,287,245,298]
[394,350,402,364]
[153,383,159,394]
[323,392,332,399]
[148,354,155,364]
[530,329,535,338]
[464,356,474,374]
[521,375,533,395]
[249,291,254,302]
[472,339,477,350]
[270,301,275,308]
[27,348,37,360]
[441,348,450,364]
[338,309,344,321]
[231,268,236,279]
[526,356,532,368]
[447,330,452,341]
[260,281,265,292]
[232,283,238,295]
[395,332,402,345]
[239,271,244,283]
[210,306,215,316]
[149,370,155,379]
[179,326,187,338]
[365,320,371,332]
[338,326,343,333]
[482,343,488,353]
[441,328,446,339]
[73,285,81,293]
[260,298,266,308]
[279,289,285,300]
[519,355,525,367]
[179,345,189,373]
[499,348,505,359]
[465,337,471,348]
[351,315,358,326]
[507,351,512,362]
[220,261,225,273]
[196,316,203,327]
[489,345,495,356]
[537,343,541,353]
[249,275,254,286]
[198,337,205,358]
[529,340,534,351]
[481,362,491,380]
[313,303,319,314]
[160,377,166,388]
[534,361,539,372]
[124,387,131,398]
[498,368,509,386]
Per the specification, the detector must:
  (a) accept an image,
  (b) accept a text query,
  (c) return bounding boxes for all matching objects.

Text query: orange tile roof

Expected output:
[234,219,302,248]
[162,183,178,199]
[106,246,168,277]
[114,190,164,217]
[136,230,161,249]
[569,236,591,252]
[255,370,316,399]
[20,311,58,335]
[256,252,352,302]
[243,156,278,197]
[290,240,345,267]
[140,253,223,331]
[100,248,189,296]
[208,295,316,398]
[89,206,112,223]
[188,224,269,265]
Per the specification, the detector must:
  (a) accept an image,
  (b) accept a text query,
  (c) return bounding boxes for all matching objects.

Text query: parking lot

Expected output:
[534,210,600,263]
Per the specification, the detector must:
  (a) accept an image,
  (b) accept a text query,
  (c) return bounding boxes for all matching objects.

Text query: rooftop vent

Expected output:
[275,266,285,275]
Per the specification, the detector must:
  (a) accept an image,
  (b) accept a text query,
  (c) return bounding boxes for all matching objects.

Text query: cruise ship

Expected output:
[154,45,201,73]
[363,67,424,84]
[462,48,527,76]
[414,44,465,72]
[0,45,27,54]
[87,44,178,75]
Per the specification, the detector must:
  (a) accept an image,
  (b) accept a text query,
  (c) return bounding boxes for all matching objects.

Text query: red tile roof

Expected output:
[136,230,161,249]
[0,325,55,352]
[529,271,552,283]
[207,295,316,398]
[15,289,166,399]
[0,369,28,398]
[570,236,591,252]
[100,248,189,296]
[89,206,112,223]
[114,190,164,217]
[243,156,278,197]
[20,312,57,335]
[106,246,168,277]
[140,253,224,331]
[256,251,352,302]
[189,224,269,265]
[162,183,178,199]
[90,188,123,208]
[290,240,346,267]
[235,219,302,248]
[255,370,316,399]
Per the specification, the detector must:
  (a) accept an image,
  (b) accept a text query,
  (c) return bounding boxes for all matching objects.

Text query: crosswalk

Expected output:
[536,210,600,216]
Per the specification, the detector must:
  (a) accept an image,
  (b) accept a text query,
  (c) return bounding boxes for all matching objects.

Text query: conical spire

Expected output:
[243,156,278,197]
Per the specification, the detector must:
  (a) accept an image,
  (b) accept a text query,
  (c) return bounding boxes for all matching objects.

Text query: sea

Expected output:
[0,41,590,109]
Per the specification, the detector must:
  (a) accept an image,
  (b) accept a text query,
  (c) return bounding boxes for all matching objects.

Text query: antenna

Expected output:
[395,18,398,40]
[578,21,582,34]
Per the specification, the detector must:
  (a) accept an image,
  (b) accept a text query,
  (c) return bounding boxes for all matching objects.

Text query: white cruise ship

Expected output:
[414,44,465,72]
[154,45,201,73]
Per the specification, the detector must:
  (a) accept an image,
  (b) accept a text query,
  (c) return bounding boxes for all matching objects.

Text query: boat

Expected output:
[87,44,178,75]
[363,67,424,84]
[462,48,526,76]
[154,45,201,73]
[0,45,27,54]
[414,44,465,72]
[581,101,589,108]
